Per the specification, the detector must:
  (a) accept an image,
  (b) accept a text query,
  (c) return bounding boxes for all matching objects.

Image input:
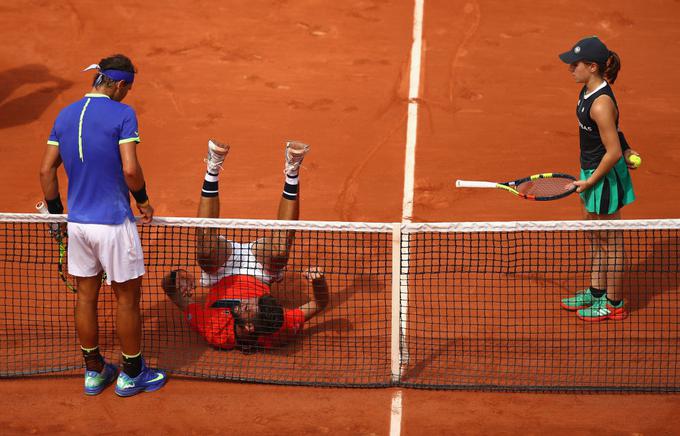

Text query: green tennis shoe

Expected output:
[577,298,628,322]
[560,288,604,311]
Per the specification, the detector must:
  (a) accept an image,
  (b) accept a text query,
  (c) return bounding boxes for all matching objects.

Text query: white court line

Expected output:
[390,389,404,436]
[401,0,425,224]
[391,1,425,435]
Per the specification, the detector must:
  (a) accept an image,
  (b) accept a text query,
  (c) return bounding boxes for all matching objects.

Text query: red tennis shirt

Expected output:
[184,274,304,350]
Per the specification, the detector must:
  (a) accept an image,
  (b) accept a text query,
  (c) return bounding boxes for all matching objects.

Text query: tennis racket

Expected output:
[36,201,75,292]
[455,173,577,201]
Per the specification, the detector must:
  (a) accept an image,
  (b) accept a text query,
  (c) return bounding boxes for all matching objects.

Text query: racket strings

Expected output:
[516,177,576,197]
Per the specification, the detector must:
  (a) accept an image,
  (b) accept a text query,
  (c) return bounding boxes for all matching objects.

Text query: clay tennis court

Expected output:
[2,0,680,434]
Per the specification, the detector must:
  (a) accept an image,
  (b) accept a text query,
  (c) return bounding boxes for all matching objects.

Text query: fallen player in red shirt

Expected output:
[161,140,329,352]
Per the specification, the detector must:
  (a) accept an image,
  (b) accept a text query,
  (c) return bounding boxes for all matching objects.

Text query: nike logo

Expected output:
[148,373,165,383]
[135,131,139,135]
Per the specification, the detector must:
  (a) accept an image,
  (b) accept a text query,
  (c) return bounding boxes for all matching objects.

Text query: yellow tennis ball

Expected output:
[629,155,642,168]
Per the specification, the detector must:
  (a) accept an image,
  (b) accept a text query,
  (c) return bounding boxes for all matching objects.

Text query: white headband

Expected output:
[82,64,101,72]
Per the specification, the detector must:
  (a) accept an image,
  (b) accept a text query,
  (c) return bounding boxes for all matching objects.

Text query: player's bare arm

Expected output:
[120,141,153,223]
[39,145,63,201]
[299,267,329,321]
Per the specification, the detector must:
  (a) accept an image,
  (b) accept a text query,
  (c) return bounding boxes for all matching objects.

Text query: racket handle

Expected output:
[36,201,49,214]
[455,180,497,188]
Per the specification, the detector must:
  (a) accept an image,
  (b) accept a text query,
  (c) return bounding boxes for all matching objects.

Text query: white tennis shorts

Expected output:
[67,219,145,284]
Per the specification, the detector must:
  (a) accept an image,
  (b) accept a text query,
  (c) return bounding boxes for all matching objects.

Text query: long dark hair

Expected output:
[596,51,621,84]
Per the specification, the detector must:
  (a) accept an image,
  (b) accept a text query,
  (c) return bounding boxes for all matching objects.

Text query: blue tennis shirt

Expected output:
[47,93,140,224]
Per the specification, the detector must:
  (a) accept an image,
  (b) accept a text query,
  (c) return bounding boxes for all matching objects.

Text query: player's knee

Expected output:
[115,296,141,311]
[197,253,220,273]
[267,254,289,272]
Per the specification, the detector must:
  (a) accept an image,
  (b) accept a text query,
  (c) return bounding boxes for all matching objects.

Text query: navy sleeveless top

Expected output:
[576,82,621,170]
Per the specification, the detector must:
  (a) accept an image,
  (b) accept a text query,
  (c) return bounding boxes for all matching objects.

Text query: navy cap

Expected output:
[559,36,610,64]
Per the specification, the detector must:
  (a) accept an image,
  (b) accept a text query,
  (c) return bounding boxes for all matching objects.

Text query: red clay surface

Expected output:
[2,0,680,434]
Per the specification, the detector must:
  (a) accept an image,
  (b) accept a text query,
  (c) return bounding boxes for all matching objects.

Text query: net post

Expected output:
[391,223,410,383]
[400,226,410,378]
[391,223,402,383]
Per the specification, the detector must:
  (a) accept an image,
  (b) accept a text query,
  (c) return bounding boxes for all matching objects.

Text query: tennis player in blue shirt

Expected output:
[39,54,166,397]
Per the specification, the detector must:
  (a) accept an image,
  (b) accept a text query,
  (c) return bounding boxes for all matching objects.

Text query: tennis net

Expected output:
[0,213,678,392]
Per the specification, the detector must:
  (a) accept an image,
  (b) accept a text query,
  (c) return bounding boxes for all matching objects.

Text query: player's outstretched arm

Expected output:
[299,267,329,321]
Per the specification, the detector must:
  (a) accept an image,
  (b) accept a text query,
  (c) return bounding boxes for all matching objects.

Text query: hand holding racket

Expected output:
[36,201,66,239]
[36,201,74,292]
[455,173,577,201]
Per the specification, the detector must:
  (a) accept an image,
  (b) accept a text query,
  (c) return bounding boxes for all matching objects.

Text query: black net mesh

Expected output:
[1,215,678,392]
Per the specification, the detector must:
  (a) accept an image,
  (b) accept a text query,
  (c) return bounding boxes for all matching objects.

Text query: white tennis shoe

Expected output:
[205,139,229,174]
[284,141,310,176]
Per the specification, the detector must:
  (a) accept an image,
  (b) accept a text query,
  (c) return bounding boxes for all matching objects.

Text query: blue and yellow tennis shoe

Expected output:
[114,359,167,397]
[84,362,117,396]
